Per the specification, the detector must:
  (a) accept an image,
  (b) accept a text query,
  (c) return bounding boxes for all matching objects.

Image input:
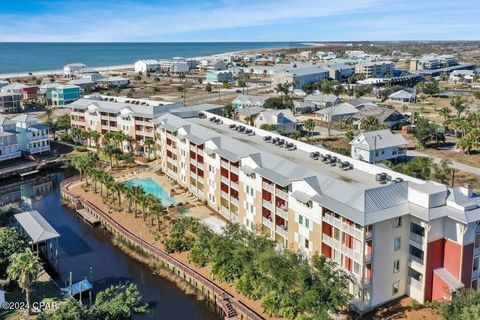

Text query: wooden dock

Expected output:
[75,208,100,226]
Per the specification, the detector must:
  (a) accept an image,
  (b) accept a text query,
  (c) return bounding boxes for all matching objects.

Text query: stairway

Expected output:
[224,300,237,319]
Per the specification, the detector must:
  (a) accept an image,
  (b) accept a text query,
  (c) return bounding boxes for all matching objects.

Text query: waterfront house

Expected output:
[205,71,233,84]
[11,114,50,155]
[63,63,87,77]
[254,108,299,134]
[153,111,480,313]
[134,60,160,74]
[67,78,96,92]
[0,92,22,113]
[1,82,30,95]
[350,129,407,163]
[0,117,21,161]
[232,95,267,109]
[51,85,81,107]
[39,83,61,105]
[206,60,227,71]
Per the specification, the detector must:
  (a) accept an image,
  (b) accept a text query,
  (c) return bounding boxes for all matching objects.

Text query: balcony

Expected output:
[341,245,362,262]
[409,255,424,269]
[220,206,230,218]
[29,145,50,154]
[220,159,229,168]
[410,233,424,245]
[262,199,274,211]
[362,276,371,286]
[275,206,288,220]
[276,188,288,200]
[230,181,239,190]
[262,182,274,193]
[276,225,288,238]
[230,166,239,175]
[221,190,229,200]
[231,197,239,206]
[408,277,423,290]
[323,214,342,229]
[364,253,372,263]
[190,159,198,166]
[365,228,374,239]
[0,151,21,161]
[191,172,197,180]
[262,217,274,230]
[474,246,480,257]
[221,176,229,185]
[322,234,341,251]
[197,176,204,184]
[197,149,204,157]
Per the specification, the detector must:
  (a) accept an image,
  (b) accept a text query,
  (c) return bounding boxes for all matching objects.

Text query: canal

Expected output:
[1,171,217,320]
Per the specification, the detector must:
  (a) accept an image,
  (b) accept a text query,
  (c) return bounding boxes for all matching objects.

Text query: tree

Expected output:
[432,159,452,184]
[0,227,28,278]
[473,89,480,100]
[222,103,236,119]
[275,82,292,96]
[205,83,212,93]
[56,114,72,132]
[354,84,373,98]
[263,96,294,110]
[437,106,451,122]
[359,116,381,131]
[450,96,469,119]
[439,289,480,320]
[7,249,42,315]
[290,131,302,140]
[38,284,149,320]
[143,138,155,160]
[420,78,440,96]
[414,117,445,148]
[259,124,277,132]
[304,119,315,141]
[387,157,434,180]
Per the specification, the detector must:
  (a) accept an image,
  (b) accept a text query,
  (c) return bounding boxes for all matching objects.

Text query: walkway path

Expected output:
[406,150,480,176]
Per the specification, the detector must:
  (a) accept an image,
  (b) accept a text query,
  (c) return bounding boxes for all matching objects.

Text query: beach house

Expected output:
[63,63,87,77]
[254,108,299,134]
[51,85,81,107]
[134,60,160,74]
[232,95,267,109]
[206,70,233,84]
[0,117,21,161]
[11,114,51,155]
[0,92,22,113]
[350,129,408,163]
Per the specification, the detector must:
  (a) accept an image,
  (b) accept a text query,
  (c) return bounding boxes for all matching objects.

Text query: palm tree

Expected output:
[149,200,164,228]
[71,127,82,146]
[290,131,302,140]
[90,131,101,150]
[450,96,469,119]
[437,107,451,122]
[304,119,315,141]
[131,186,144,217]
[7,249,42,315]
[144,138,154,160]
[359,116,380,131]
[102,145,116,168]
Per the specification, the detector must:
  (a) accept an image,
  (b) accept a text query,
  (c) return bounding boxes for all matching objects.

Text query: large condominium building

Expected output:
[415,54,459,70]
[68,98,182,154]
[0,117,21,161]
[11,114,51,155]
[355,61,395,78]
[272,66,329,89]
[0,92,22,113]
[152,111,480,314]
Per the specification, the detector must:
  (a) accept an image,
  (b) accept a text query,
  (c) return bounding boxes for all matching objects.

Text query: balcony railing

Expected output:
[262,182,274,193]
[323,214,342,229]
[408,277,423,289]
[275,225,288,238]
[410,233,424,245]
[230,197,239,206]
[262,217,274,230]
[362,276,371,286]
[230,181,239,190]
[275,206,288,220]
[190,159,198,166]
[262,199,274,211]
[220,206,230,218]
[275,188,288,200]
[230,166,239,175]
[364,253,372,263]
[221,190,229,200]
[409,254,424,267]
[191,172,197,180]
[29,145,50,154]
[365,229,373,239]
[197,176,204,184]
[220,159,229,168]
[221,176,229,185]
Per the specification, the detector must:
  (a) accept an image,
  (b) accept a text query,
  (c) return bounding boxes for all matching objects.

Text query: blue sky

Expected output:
[0,0,478,42]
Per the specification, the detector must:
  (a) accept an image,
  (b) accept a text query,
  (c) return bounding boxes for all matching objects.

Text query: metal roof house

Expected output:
[389,90,415,103]
[315,104,358,122]
[253,108,300,134]
[350,129,408,163]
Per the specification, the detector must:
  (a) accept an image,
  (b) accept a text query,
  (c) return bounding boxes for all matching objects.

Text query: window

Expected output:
[299,215,303,225]
[394,237,401,251]
[305,218,310,228]
[394,217,402,228]
[409,245,424,260]
[353,262,361,275]
[392,282,399,295]
[393,260,400,273]
[304,239,310,249]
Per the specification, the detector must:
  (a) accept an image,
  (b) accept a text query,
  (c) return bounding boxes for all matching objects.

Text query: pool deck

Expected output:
[115,170,214,220]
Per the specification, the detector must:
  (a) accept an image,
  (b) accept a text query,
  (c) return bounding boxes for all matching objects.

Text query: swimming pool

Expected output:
[124,178,178,207]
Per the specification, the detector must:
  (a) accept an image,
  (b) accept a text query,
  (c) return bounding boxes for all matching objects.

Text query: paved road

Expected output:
[406,150,480,176]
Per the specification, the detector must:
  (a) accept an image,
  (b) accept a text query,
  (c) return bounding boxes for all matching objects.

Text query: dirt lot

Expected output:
[360,297,442,320]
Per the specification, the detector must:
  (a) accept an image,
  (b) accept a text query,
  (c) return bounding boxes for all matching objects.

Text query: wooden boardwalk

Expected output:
[61,177,264,320]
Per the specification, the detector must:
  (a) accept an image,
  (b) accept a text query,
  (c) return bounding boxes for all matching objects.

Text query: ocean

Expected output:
[0,42,305,75]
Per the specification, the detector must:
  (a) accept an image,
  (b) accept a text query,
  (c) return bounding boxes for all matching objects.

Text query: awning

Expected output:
[434,268,464,290]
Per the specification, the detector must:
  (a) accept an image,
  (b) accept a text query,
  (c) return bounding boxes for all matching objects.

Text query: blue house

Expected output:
[51,85,81,107]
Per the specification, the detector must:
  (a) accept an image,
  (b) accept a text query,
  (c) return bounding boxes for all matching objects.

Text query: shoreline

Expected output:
[0,44,302,79]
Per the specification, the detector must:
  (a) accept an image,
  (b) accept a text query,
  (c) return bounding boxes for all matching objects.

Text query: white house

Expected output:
[254,108,299,134]
[232,95,267,109]
[206,60,227,71]
[134,59,160,74]
[305,94,340,107]
[97,76,130,88]
[350,129,408,163]
[0,117,21,161]
[11,114,51,155]
[63,63,87,77]
[389,90,415,103]
[315,104,358,122]
[449,70,475,83]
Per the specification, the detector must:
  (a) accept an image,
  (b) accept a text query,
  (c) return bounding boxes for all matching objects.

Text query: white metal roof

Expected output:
[15,210,60,244]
